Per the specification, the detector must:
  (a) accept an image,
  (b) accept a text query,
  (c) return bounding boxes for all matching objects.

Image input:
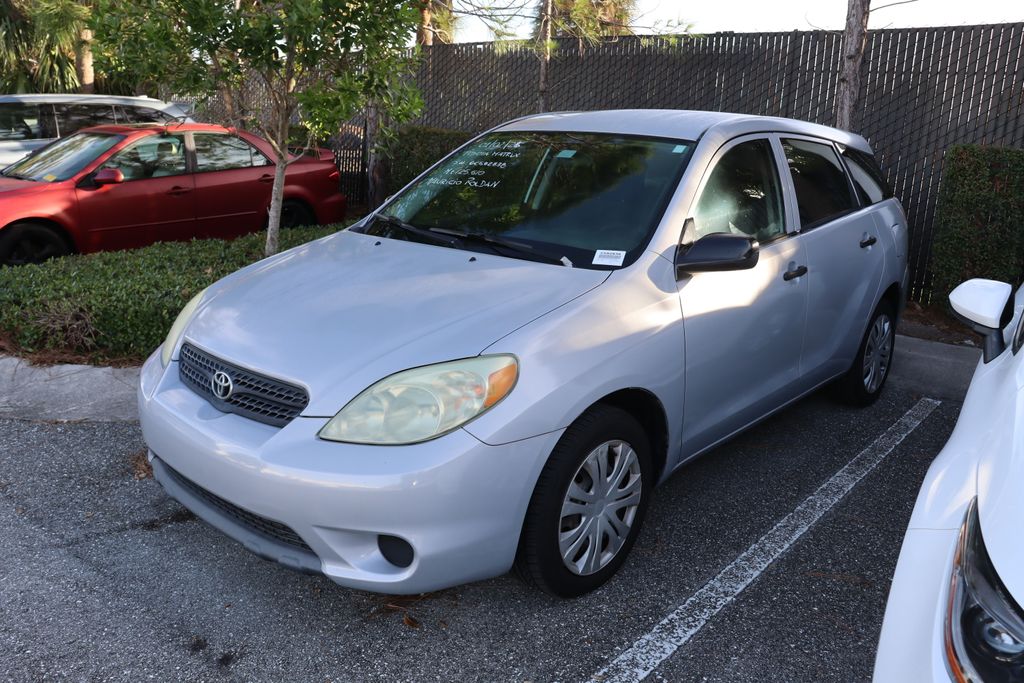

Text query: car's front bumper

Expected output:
[873,526,959,682]
[138,349,561,594]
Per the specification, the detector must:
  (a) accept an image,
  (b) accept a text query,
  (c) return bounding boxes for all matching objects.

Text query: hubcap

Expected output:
[559,440,642,576]
[7,234,63,266]
[862,314,893,393]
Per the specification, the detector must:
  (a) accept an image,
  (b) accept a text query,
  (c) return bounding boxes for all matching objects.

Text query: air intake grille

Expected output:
[163,460,315,554]
[178,343,309,427]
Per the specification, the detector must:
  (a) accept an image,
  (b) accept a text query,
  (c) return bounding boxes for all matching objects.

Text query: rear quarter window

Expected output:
[841,147,894,205]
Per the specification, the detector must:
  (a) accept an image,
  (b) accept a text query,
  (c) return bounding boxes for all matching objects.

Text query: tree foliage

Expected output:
[92,0,422,255]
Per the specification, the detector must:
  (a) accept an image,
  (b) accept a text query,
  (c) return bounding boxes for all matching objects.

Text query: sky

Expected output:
[454,0,1024,42]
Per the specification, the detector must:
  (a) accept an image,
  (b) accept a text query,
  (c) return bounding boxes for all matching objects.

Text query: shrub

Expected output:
[381,125,474,194]
[931,144,1024,300]
[0,225,348,363]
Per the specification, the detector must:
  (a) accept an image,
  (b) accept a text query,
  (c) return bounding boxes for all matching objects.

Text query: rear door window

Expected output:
[194,134,270,171]
[0,103,58,140]
[55,103,117,136]
[781,138,857,229]
[841,147,893,205]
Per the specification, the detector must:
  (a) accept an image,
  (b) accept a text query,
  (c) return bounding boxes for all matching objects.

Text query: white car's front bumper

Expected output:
[138,349,561,594]
[873,526,960,682]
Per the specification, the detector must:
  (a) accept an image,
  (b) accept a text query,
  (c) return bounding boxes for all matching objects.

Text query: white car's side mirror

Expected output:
[949,278,1013,363]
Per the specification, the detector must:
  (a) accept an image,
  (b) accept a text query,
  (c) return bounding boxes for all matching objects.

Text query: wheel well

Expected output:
[597,389,669,481]
[2,219,78,253]
[282,197,316,218]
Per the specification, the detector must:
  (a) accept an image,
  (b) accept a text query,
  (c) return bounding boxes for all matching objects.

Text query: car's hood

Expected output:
[183,230,609,416]
[976,350,1024,603]
[0,176,48,195]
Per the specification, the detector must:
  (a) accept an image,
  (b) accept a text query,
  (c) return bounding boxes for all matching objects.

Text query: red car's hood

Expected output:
[0,176,51,196]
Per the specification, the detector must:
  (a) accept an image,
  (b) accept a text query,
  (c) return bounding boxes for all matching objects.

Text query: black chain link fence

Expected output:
[182,24,1024,301]
[404,24,1024,302]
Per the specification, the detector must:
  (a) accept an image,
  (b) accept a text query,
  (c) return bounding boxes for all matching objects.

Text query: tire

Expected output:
[515,404,653,598]
[280,200,315,229]
[0,222,71,267]
[836,300,896,406]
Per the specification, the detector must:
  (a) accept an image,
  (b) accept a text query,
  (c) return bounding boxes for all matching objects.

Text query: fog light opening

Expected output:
[378,534,414,568]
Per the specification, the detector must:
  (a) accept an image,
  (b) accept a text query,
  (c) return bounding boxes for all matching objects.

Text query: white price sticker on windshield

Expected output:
[592,250,626,266]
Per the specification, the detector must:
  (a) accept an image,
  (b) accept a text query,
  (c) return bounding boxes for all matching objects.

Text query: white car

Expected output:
[0,94,191,168]
[874,278,1024,682]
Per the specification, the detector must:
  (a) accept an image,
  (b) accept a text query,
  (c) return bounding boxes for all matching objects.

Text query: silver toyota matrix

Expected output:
[139,110,909,597]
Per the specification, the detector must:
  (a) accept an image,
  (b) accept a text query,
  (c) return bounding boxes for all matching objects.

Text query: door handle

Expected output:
[167,186,192,196]
[783,265,808,281]
[860,235,877,248]
[258,174,274,183]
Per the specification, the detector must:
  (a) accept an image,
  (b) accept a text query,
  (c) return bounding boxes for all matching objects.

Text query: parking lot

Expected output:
[0,377,962,683]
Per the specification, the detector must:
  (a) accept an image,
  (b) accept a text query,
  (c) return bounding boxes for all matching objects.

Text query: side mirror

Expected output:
[949,278,1013,363]
[94,168,124,185]
[676,232,759,277]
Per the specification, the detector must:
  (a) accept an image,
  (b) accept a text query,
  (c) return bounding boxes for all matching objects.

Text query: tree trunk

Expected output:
[265,156,288,257]
[417,2,434,46]
[76,27,94,94]
[836,0,870,131]
[366,102,388,209]
[538,0,553,112]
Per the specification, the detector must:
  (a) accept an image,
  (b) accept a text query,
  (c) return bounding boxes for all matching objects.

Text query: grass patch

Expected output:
[0,224,350,365]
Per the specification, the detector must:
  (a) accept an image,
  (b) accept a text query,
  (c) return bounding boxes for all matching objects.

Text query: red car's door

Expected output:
[75,133,196,251]
[191,132,274,239]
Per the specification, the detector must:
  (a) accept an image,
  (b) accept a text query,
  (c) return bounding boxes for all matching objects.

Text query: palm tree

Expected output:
[0,0,91,93]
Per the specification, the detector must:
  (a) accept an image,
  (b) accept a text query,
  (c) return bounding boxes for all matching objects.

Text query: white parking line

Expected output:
[588,397,941,683]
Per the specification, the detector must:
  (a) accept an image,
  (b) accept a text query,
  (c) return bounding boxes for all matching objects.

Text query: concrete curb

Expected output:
[0,334,981,423]
[0,355,140,422]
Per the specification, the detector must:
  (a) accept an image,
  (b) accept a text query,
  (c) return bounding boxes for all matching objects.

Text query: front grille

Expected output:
[162,460,315,554]
[179,343,309,427]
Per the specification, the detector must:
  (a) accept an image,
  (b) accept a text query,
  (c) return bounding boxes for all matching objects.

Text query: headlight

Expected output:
[160,288,207,367]
[945,498,1024,683]
[318,355,518,445]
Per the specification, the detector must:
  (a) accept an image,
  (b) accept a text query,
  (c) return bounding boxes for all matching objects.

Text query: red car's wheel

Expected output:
[0,223,72,267]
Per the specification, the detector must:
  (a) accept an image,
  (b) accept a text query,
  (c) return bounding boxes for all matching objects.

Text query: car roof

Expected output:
[0,93,177,108]
[78,122,233,136]
[495,109,873,154]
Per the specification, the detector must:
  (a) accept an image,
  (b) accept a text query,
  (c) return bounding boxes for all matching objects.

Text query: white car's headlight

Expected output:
[945,498,1024,682]
[160,288,207,367]
[318,355,518,445]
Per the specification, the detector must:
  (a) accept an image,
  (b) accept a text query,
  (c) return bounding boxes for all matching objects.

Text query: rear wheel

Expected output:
[836,300,896,406]
[515,404,653,598]
[280,200,315,229]
[0,222,71,267]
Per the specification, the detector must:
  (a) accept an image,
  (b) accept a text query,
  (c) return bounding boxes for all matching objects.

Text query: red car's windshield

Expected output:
[2,132,122,183]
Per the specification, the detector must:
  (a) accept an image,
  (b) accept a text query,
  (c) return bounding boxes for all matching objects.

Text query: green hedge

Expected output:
[381,125,473,195]
[932,144,1024,299]
[0,225,348,362]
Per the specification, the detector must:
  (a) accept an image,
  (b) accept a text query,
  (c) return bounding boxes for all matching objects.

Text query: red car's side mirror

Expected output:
[94,168,125,185]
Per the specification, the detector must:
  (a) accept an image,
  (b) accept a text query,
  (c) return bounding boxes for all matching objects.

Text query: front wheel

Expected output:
[836,300,896,406]
[0,222,71,267]
[515,404,653,598]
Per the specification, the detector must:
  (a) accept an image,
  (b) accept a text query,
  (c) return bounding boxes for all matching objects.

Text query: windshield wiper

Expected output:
[373,213,459,246]
[1,170,34,181]
[429,227,570,267]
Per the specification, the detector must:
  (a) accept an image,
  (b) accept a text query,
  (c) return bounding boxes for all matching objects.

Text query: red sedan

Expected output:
[0,123,346,266]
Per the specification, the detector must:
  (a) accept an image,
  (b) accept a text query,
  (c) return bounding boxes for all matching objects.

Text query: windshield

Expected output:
[361,131,694,269]
[2,132,122,182]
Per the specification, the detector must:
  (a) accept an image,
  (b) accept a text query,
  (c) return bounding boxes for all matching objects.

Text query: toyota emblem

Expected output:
[210,370,233,400]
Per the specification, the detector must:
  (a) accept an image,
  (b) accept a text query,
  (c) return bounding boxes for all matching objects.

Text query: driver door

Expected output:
[678,135,809,456]
[75,133,196,251]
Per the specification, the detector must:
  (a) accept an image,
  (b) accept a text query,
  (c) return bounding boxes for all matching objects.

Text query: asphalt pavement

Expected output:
[0,381,961,682]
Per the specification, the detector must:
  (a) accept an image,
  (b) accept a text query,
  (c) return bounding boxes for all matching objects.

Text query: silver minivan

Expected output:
[139,110,909,597]
[0,94,191,167]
